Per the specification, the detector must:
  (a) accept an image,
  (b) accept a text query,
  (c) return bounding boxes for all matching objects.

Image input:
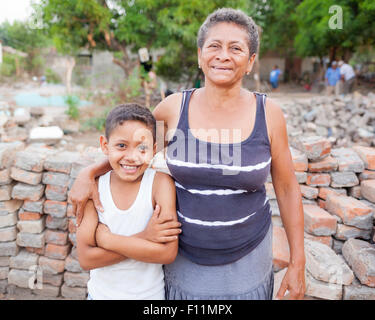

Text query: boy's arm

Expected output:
[96,172,179,264]
[76,200,127,270]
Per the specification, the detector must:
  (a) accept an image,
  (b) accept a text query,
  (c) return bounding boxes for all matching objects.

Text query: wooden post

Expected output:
[65,56,76,95]
[15,57,20,77]
[0,41,3,65]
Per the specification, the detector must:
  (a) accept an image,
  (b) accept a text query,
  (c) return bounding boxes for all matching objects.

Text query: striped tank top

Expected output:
[166,89,272,266]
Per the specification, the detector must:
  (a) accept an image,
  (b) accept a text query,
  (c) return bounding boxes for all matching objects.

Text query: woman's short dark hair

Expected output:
[197,8,259,56]
[105,104,156,142]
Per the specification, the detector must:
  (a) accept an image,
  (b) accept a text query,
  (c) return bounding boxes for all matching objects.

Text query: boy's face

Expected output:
[100,120,156,183]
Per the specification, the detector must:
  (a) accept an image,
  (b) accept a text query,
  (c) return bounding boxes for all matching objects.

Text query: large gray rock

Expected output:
[330,172,359,188]
[305,239,354,285]
[344,277,375,300]
[7,268,35,289]
[342,238,375,288]
[9,249,39,270]
[305,270,342,300]
[0,241,19,256]
[29,126,64,145]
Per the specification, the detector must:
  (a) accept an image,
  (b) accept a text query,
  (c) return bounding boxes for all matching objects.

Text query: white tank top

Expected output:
[87,168,165,300]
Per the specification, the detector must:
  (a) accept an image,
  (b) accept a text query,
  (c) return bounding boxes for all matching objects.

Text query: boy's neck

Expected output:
[110,170,145,188]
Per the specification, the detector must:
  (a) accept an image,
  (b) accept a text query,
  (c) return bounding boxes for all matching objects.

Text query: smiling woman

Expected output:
[198,22,253,87]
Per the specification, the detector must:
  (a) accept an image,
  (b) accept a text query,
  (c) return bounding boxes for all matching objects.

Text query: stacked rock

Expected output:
[270,135,375,300]
[7,145,54,296]
[0,142,27,294]
[282,92,375,148]
[41,151,83,299]
[61,148,105,300]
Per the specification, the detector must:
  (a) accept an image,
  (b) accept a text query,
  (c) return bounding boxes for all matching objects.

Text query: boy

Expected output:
[77,104,181,300]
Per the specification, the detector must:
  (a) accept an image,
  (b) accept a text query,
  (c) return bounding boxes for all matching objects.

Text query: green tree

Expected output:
[293,0,375,61]
[39,0,264,83]
[0,20,50,75]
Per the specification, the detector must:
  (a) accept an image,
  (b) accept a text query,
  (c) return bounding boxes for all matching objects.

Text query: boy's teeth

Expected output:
[122,165,137,170]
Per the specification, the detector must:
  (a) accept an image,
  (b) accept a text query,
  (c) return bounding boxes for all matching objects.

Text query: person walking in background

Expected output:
[338,60,356,95]
[269,65,282,91]
[325,61,341,96]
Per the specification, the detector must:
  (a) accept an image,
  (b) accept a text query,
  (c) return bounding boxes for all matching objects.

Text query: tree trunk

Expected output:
[65,56,76,95]
[112,43,133,77]
[329,46,337,62]
[112,56,132,77]
[15,57,20,77]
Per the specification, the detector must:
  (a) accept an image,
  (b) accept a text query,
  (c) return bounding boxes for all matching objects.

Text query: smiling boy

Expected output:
[76,104,181,300]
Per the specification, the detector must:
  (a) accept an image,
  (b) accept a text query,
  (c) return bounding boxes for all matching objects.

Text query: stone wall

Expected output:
[0,143,105,299]
[270,136,375,300]
[0,136,374,300]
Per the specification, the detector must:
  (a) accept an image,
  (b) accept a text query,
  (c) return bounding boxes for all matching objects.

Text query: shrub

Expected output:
[64,95,80,120]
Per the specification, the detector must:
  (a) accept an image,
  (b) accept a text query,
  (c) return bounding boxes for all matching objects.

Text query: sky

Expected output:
[0,0,41,24]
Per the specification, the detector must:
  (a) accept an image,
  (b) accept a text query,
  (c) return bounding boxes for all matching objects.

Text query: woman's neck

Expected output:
[199,79,245,111]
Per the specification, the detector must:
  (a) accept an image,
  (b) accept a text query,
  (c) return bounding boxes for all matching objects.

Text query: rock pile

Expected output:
[268,135,375,300]
[282,92,375,148]
[0,142,105,299]
[1,99,375,299]
[0,102,77,146]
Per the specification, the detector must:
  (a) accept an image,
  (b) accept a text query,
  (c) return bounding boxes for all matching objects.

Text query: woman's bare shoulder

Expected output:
[153,92,183,122]
[264,96,286,145]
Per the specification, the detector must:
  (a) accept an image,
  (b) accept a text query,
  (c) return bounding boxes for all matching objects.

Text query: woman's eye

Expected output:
[232,47,241,51]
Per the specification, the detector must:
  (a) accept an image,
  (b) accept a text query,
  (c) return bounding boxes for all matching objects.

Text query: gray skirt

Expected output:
[164,223,274,300]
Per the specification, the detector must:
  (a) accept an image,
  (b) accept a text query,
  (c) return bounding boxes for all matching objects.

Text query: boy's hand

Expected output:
[68,168,103,227]
[95,223,111,249]
[141,204,181,243]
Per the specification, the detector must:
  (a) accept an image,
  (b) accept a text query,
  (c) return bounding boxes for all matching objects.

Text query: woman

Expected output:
[69,8,305,300]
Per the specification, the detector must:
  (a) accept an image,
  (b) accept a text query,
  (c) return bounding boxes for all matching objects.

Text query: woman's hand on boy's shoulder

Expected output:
[68,169,103,227]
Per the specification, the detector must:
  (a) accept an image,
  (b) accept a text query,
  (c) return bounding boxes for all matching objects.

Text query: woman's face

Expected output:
[198,22,256,87]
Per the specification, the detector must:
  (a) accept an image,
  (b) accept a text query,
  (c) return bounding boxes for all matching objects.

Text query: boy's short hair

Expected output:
[105,104,156,142]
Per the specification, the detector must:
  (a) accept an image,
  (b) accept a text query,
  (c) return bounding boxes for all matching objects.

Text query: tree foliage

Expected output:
[0,21,51,75]
[35,0,375,82]
[293,0,375,60]
[39,0,264,82]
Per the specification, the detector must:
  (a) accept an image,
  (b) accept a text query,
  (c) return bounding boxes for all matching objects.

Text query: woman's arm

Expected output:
[266,99,306,300]
[152,92,182,153]
[76,200,127,270]
[68,159,112,226]
[96,172,179,264]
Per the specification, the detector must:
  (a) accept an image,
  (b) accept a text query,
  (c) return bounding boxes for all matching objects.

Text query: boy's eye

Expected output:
[117,143,126,148]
